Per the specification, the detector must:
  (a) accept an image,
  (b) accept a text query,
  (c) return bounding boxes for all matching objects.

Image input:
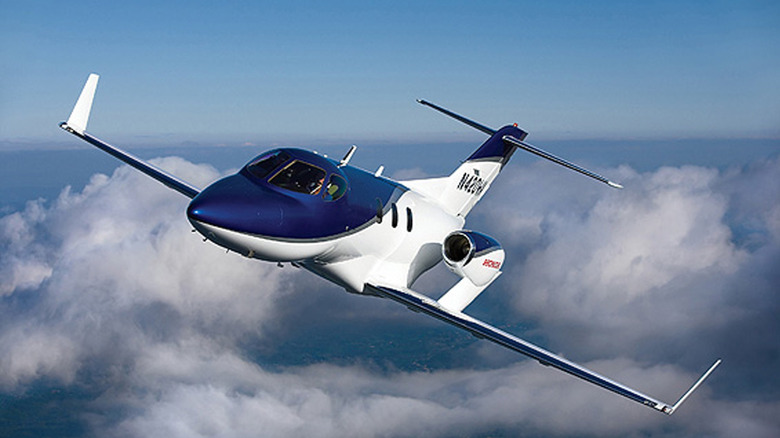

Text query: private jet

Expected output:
[60,74,720,415]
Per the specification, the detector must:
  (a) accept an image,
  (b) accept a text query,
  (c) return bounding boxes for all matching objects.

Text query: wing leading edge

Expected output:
[367,284,721,415]
[60,74,200,199]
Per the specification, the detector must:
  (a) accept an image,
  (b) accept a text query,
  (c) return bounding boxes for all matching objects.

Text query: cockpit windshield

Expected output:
[269,160,327,195]
[245,149,348,200]
[246,150,291,179]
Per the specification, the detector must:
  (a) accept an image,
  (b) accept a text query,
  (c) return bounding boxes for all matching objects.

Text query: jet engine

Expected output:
[442,230,504,286]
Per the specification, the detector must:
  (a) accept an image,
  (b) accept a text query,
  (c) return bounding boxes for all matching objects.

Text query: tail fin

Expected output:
[437,125,528,217]
[401,125,527,217]
[404,100,528,217]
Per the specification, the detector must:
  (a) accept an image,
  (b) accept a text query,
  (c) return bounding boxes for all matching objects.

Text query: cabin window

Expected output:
[247,150,291,179]
[269,160,327,195]
[391,203,398,228]
[323,174,348,201]
[406,207,413,232]
[375,199,383,223]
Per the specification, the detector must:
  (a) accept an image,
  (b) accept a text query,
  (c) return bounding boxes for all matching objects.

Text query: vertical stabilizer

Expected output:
[434,125,527,217]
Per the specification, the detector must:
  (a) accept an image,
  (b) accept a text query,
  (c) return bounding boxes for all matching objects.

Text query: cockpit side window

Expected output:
[247,150,291,179]
[323,174,347,201]
[269,160,327,195]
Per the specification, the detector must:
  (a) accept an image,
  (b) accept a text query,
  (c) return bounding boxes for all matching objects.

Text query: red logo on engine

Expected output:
[483,259,501,269]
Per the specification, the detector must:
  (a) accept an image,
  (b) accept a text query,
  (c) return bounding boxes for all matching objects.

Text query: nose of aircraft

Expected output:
[187,173,284,235]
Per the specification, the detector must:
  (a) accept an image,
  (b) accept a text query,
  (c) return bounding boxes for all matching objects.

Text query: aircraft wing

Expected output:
[366,283,720,415]
[60,74,200,199]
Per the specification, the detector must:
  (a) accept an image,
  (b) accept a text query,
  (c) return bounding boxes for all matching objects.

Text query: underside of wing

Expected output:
[366,283,720,415]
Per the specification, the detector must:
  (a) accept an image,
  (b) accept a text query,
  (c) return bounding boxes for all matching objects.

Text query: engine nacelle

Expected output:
[442,230,504,287]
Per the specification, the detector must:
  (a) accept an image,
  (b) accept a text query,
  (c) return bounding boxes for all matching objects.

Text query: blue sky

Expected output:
[2,2,780,437]
[2,1,779,146]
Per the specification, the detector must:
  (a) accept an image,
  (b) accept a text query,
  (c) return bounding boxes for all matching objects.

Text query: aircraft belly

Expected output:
[306,217,407,293]
[301,256,380,294]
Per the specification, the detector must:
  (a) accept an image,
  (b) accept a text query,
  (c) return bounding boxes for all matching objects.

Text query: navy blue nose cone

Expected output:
[187,173,284,234]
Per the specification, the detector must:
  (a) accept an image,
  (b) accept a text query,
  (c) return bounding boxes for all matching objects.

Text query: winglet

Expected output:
[662,359,722,415]
[63,73,99,134]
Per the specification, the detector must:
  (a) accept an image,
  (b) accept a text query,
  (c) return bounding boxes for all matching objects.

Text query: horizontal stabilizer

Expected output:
[417,99,496,135]
[416,99,623,190]
[502,135,623,189]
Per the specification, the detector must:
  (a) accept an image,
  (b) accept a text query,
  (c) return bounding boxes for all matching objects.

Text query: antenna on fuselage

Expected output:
[339,145,357,167]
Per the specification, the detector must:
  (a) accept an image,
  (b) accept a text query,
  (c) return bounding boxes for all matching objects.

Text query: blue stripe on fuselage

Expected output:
[187,148,406,241]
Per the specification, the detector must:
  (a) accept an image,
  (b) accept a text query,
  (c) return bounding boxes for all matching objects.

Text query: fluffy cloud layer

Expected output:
[1,155,778,437]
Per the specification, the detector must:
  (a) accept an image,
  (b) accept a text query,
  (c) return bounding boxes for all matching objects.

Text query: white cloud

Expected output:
[475,160,779,355]
[0,199,52,295]
[104,349,778,438]
[1,155,779,437]
[0,159,293,389]
[0,324,79,387]
[514,165,743,317]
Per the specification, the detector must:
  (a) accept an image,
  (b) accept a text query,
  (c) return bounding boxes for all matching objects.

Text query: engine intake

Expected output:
[442,230,504,287]
[444,232,473,264]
